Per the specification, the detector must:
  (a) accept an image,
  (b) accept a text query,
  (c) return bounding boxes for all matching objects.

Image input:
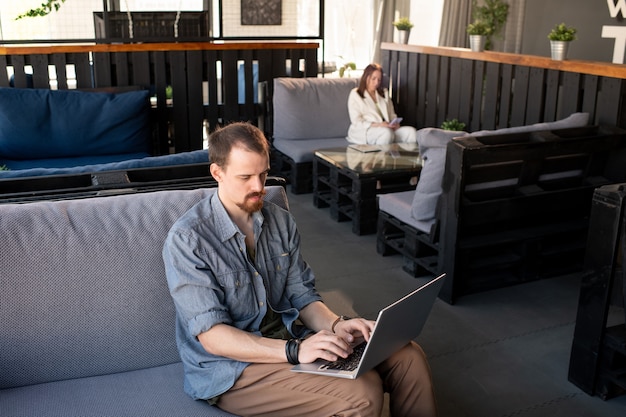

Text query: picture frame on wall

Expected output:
[241,0,282,26]
[220,0,320,39]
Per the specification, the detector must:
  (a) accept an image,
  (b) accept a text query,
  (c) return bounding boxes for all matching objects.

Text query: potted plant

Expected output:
[470,0,509,51]
[441,119,466,132]
[466,20,490,52]
[338,62,356,78]
[393,17,414,44]
[547,23,577,60]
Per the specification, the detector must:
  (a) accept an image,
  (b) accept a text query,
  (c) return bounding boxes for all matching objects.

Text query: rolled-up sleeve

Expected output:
[163,229,232,338]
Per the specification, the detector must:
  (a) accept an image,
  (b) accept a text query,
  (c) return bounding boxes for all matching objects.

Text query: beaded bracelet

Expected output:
[285,338,302,365]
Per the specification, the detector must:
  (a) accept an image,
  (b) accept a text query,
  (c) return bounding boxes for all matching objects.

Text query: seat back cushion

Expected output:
[273,77,358,141]
[470,112,589,137]
[412,128,468,222]
[0,185,288,388]
[0,87,151,160]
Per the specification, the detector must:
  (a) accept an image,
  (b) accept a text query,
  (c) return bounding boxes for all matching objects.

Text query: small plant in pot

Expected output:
[470,0,509,50]
[441,119,466,132]
[466,20,490,52]
[548,23,577,60]
[338,62,356,78]
[393,17,414,44]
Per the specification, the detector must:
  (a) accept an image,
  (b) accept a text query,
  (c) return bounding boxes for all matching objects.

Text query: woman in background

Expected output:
[347,63,416,145]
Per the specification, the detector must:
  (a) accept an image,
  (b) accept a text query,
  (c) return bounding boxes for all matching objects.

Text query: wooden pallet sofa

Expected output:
[271,77,358,194]
[0,184,289,417]
[377,122,626,304]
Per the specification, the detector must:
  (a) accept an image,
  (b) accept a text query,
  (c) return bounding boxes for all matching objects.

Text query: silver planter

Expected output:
[399,29,411,44]
[469,35,486,52]
[550,40,570,60]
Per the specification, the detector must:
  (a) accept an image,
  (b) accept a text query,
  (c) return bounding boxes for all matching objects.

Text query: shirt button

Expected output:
[259,301,264,307]
[254,271,259,277]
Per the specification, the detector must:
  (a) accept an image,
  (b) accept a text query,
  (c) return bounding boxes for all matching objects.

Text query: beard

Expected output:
[237,190,266,213]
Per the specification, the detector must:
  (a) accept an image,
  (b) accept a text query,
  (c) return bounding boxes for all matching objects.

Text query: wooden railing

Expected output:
[381,43,626,131]
[0,42,319,154]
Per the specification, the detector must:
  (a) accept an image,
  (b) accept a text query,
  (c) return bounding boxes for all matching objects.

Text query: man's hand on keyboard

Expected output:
[333,318,376,346]
[298,330,355,363]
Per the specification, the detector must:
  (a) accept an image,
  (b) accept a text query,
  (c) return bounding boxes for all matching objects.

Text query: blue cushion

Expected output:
[0,149,209,179]
[0,88,151,160]
[0,153,150,171]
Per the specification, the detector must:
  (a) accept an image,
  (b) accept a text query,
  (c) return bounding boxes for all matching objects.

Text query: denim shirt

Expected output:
[162,193,322,400]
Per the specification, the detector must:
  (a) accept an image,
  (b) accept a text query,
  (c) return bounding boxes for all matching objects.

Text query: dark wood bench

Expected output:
[378,125,626,304]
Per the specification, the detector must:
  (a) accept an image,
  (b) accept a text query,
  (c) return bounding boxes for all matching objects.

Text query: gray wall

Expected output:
[521,0,626,63]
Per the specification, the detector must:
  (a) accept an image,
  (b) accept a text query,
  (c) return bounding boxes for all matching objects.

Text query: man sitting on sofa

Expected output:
[163,122,436,417]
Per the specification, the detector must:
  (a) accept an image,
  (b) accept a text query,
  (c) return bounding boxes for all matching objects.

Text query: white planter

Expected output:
[550,40,570,60]
[469,35,486,52]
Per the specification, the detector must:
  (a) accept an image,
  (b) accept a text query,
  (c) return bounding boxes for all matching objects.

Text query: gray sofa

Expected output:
[272,76,358,194]
[0,185,288,417]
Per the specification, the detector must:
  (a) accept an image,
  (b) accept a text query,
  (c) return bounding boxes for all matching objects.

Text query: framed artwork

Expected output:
[220,0,320,39]
[241,0,282,26]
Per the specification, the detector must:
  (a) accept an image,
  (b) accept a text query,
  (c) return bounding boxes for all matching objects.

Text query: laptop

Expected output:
[291,273,446,379]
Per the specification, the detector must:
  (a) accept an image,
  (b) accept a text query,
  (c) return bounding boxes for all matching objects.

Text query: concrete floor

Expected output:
[286,190,626,417]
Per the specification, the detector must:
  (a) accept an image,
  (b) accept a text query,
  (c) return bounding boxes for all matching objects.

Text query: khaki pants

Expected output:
[217,341,437,417]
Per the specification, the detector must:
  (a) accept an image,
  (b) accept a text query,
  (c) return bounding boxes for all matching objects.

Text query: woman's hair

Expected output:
[356,63,385,98]
[208,122,270,168]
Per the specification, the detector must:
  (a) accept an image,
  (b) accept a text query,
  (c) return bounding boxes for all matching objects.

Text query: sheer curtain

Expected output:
[372,0,410,64]
[438,0,526,52]
[438,0,472,47]
[502,0,525,53]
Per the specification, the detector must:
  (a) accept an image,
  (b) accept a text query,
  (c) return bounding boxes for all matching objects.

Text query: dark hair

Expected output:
[357,63,385,98]
[209,122,270,168]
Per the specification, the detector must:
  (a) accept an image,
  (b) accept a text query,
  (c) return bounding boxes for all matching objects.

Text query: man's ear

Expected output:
[210,163,223,182]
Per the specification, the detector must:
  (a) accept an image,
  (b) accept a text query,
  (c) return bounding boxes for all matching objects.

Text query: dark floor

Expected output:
[286,190,626,417]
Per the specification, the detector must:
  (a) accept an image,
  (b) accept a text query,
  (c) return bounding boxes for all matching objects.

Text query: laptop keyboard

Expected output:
[322,342,367,371]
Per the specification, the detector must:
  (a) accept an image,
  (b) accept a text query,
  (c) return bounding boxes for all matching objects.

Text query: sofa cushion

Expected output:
[0,152,150,171]
[412,128,468,222]
[273,77,358,141]
[470,112,590,137]
[273,137,350,163]
[410,112,590,223]
[0,87,151,160]
[0,149,208,178]
[0,189,213,388]
[379,190,434,234]
[0,363,237,417]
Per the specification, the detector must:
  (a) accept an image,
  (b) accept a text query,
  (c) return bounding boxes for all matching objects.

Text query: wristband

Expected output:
[331,315,351,333]
[285,338,302,365]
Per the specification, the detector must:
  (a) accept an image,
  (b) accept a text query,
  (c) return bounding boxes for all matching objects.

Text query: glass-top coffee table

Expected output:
[313,143,422,235]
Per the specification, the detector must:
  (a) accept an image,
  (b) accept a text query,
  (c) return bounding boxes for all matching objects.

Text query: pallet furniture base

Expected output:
[271,147,314,194]
[313,145,421,235]
[569,183,626,400]
[376,210,439,277]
